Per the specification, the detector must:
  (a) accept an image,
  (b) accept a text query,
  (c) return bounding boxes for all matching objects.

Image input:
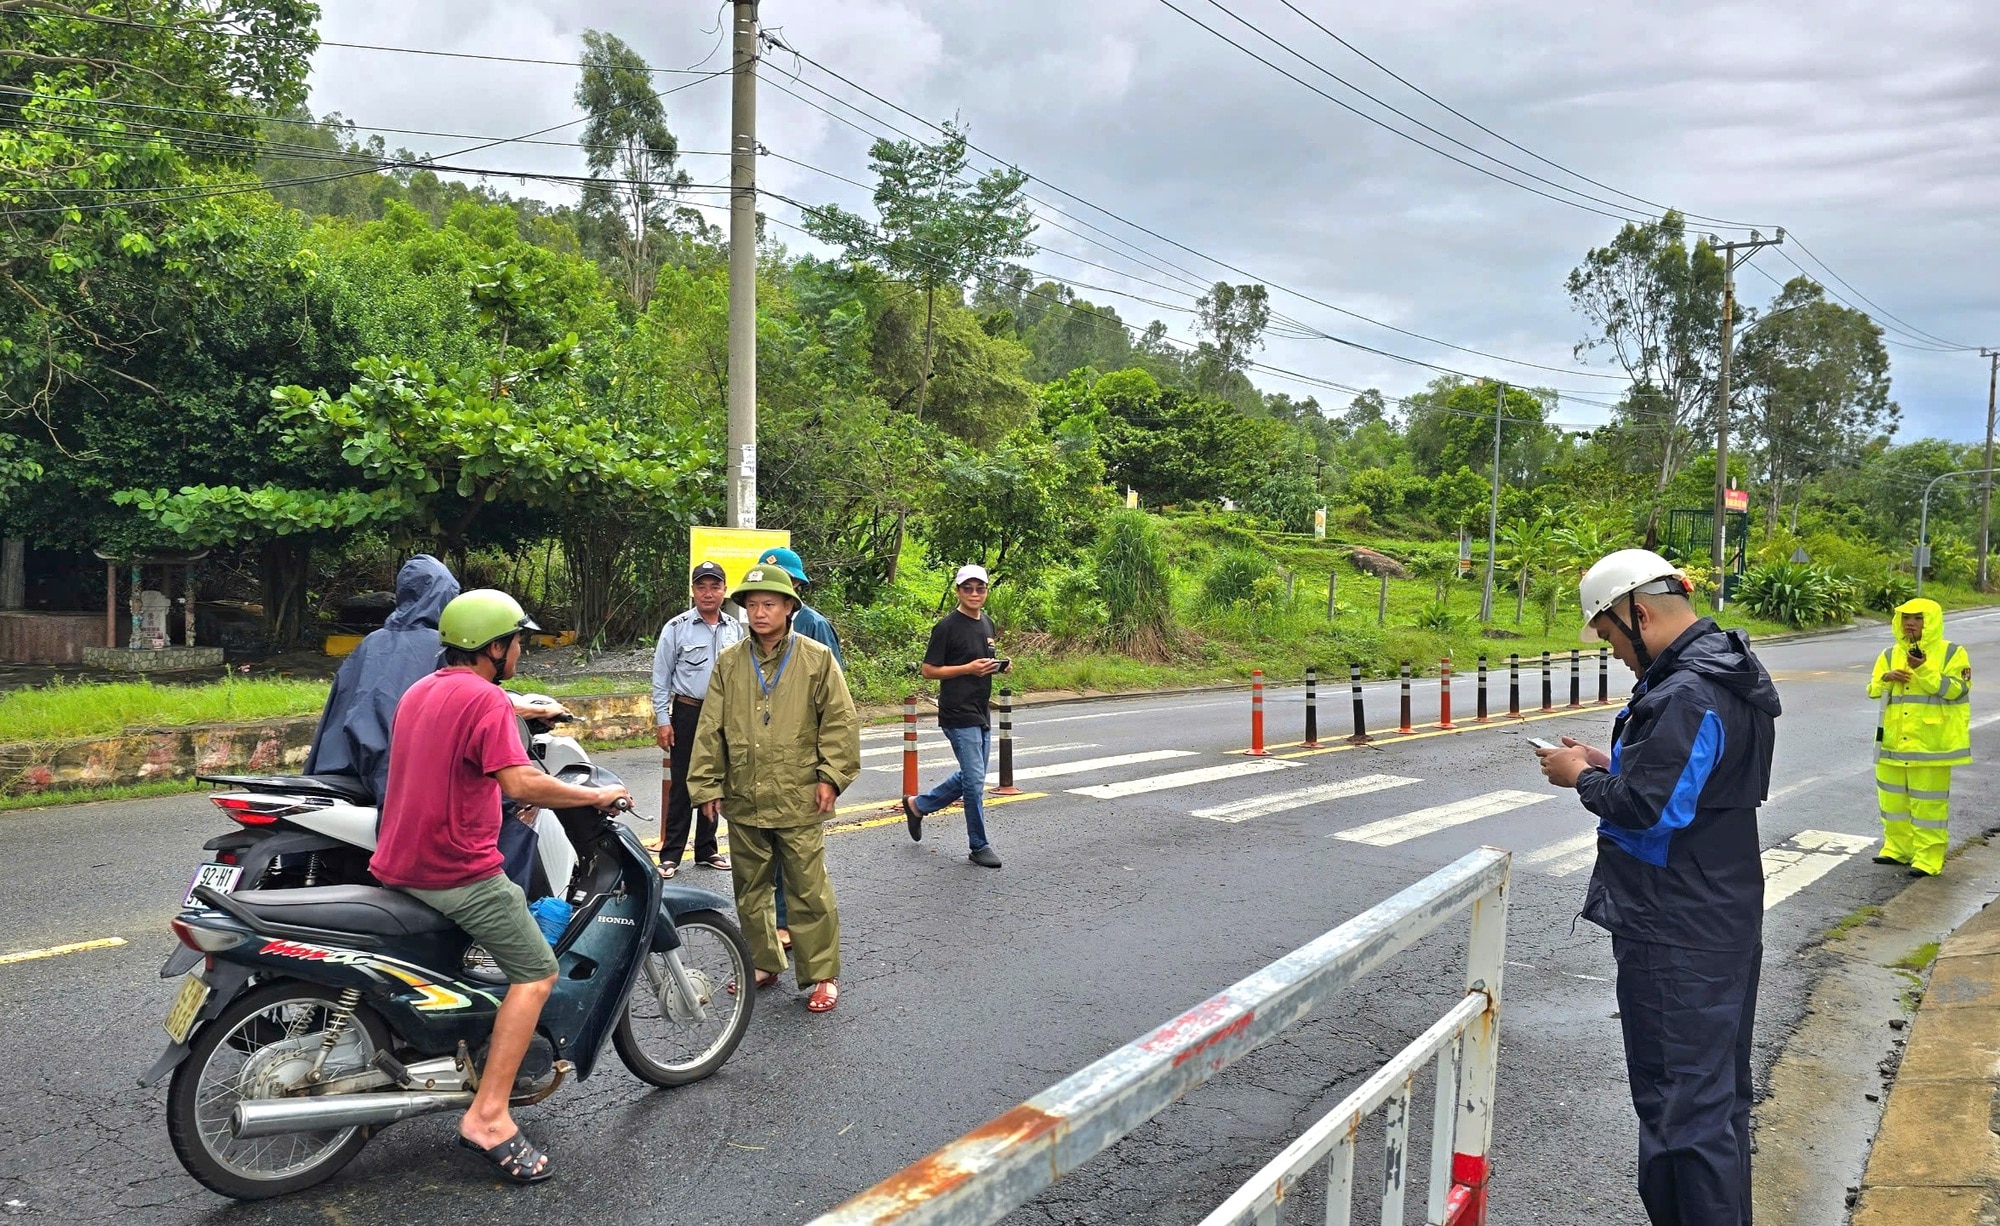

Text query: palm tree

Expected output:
[1497,515,1552,625]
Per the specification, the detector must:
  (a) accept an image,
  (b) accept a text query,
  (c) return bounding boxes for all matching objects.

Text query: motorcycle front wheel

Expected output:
[166,980,389,1200]
[613,909,754,1087]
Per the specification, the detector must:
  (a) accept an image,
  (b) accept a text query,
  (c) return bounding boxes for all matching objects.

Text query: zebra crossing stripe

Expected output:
[1191,774,1420,823]
[1001,749,1195,783]
[1334,790,1552,847]
[1762,829,1878,909]
[864,742,1103,773]
[1519,830,1597,877]
[1068,758,1296,800]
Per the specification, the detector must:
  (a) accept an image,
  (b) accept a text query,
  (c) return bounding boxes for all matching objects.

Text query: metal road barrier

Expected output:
[808,848,1511,1226]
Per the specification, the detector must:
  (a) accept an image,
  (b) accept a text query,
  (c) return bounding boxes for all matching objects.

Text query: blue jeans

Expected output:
[914,724,991,851]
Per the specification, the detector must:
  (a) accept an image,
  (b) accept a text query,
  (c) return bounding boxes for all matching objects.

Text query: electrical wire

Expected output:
[761,48,1634,386]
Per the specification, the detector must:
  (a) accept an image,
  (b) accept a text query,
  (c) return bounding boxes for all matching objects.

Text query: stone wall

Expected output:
[0,691,659,798]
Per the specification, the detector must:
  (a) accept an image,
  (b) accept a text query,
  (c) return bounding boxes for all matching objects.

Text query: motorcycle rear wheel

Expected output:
[614,909,754,1087]
[166,980,390,1200]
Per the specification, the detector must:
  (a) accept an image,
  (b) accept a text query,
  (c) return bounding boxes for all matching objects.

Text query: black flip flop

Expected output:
[458,1131,553,1185]
[903,796,922,842]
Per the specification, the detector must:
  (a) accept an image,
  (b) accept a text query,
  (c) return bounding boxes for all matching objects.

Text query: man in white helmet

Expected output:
[1536,548,1780,1226]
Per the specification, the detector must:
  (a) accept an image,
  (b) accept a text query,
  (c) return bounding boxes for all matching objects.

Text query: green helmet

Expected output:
[438,588,540,650]
[729,565,800,606]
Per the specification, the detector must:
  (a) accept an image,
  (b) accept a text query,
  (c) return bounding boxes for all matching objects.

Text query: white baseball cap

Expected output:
[954,564,990,587]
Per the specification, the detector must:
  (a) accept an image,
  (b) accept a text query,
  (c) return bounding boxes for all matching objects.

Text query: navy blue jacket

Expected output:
[1577,619,1780,952]
[304,556,458,803]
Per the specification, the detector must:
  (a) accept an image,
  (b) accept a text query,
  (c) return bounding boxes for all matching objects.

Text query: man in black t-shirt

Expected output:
[903,564,1004,868]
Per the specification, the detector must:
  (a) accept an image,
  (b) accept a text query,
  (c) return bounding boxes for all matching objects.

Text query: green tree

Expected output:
[1191,282,1270,405]
[0,0,318,450]
[574,30,688,307]
[917,421,1105,584]
[1736,278,1898,530]
[803,122,1037,422]
[1567,211,1727,541]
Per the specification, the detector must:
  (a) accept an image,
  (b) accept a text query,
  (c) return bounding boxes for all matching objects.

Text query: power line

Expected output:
[762,44,1633,386]
[1779,237,1976,352]
[1265,0,1773,234]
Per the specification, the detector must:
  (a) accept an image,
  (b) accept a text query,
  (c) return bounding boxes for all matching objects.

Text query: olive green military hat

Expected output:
[438,588,540,650]
[729,565,800,605]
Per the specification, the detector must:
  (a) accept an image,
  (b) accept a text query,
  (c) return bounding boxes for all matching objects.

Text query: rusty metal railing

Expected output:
[808,847,1510,1226]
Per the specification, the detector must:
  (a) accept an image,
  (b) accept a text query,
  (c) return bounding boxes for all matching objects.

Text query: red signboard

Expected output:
[1723,488,1750,512]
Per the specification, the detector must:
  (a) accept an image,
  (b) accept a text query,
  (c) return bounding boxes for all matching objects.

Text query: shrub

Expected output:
[1414,599,1460,632]
[1863,573,1917,614]
[1045,566,1109,642]
[1094,510,1174,655]
[1734,562,1860,628]
[1199,549,1278,612]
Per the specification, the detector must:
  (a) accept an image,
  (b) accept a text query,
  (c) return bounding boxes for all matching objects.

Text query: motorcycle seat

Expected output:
[227,885,457,937]
[199,773,376,805]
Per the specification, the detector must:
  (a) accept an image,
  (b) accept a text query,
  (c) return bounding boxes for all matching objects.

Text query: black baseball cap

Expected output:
[691,561,727,584]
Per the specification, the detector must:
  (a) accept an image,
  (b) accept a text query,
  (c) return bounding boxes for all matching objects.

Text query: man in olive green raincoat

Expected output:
[1869,596,1972,877]
[688,565,860,1011]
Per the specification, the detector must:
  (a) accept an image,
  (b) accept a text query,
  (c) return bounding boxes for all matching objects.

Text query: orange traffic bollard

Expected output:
[1438,657,1454,729]
[1245,669,1270,755]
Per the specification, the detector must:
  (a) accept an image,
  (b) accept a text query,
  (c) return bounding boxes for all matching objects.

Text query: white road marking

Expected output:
[1762,828,1878,910]
[1069,758,1296,799]
[1192,774,1421,823]
[1519,830,1598,877]
[1016,700,1239,729]
[1001,749,1194,782]
[860,739,949,758]
[1334,790,1552,847]
[865,743,1100,773]
[1973,711,2000,730]
[0,937,128,966]
[1766,775,1827,803]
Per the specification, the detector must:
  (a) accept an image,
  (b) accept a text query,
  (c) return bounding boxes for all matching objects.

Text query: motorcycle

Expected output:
[144,762,753,1201]
[162,697,594,980]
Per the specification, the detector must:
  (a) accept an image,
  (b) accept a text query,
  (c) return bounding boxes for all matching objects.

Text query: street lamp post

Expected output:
[1916,466,2000,596]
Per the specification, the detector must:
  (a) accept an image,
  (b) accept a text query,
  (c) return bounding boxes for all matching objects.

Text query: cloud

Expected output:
[302,0,1999,438]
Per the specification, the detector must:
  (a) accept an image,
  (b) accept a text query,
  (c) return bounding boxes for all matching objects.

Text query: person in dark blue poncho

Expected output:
[306,555,461,804]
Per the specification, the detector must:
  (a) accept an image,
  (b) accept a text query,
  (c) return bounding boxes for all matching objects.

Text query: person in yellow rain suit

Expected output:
[1869,597,1971,877]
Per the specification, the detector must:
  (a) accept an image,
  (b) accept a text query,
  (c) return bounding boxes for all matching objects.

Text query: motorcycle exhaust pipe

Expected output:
[230,1089,474,1139]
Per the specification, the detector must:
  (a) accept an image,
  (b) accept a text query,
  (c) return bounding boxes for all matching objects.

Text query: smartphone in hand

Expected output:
[1527,737,1559,751]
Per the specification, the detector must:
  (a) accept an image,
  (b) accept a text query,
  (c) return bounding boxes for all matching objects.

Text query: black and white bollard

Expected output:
[1303,666,1320,748]
[993,686,1020,796]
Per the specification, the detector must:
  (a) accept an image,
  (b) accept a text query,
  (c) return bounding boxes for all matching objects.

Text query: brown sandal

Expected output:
[753,970,780,990]
[805,979,839,1012]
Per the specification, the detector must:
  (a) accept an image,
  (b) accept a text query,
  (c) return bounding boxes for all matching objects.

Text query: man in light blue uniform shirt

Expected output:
[651,560,746,876]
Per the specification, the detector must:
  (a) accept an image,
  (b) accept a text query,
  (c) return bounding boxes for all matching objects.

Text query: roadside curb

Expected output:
[1753,832,2000,1223]
[1852,881,2000,1223]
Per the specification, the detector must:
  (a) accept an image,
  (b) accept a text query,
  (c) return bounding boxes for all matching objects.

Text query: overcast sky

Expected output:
[306,0,2000,441]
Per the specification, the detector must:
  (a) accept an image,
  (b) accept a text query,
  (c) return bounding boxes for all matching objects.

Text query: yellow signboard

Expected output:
[689,527,792,590]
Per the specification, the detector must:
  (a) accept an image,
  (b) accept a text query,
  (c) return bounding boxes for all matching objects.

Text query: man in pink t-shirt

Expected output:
[371,589,626,1185]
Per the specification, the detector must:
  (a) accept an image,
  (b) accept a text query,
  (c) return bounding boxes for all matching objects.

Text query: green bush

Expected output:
[1199,549,1278,611]
[1045,566,1109,641]
[1414,599,1460,632]
[1863,573,1917,614]
[1924,532,1976,586]
[1094,510,1174,652]
[1734,562,1860,628]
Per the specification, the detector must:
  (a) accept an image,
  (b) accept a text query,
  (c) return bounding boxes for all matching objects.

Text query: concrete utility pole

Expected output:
[1709,229,1784,609]
[1980,348,1999,589]
[1479,381,1503,622]
[725,1,759,529]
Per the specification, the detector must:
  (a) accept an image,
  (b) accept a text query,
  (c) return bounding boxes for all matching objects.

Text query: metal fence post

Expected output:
[1378,573,1389,626]
[902,695,920,800]
[1540,651,1552,712]
[1303,666,1320,748]
[993,686,1021,796]
[1399,662,1413,734]
[1507,653,1520,718]
[1598,645,1609,705]
[1447,863,1510,1226]
[1476,655,1488,723]
[1349,663,1368,744]
[1568,647,1581,709]
[1327,570,1337,621]
[1245,669,1269,756]
[1438,657,1453,729]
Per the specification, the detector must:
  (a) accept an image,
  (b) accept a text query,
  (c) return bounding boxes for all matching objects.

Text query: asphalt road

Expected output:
[5,613,2000,1224]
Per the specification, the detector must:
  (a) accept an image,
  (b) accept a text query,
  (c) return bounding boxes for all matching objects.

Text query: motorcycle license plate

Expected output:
[183,862,243,909]
[163,974,209,1044]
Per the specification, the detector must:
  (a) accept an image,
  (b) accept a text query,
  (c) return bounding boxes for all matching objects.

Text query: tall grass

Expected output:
[0,677,330,743]
[1095,510,1174,656]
